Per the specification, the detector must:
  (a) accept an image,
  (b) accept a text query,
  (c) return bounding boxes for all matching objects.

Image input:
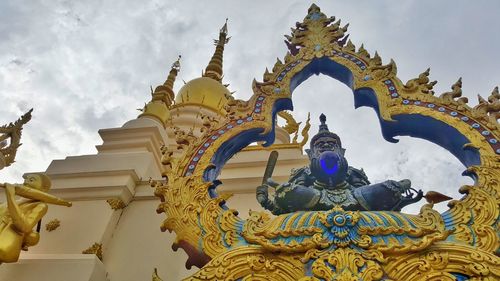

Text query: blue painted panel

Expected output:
[289,57,354,93]
[387,114,480,167]
[287,55,480,168]
[452,273,469,281]
[206,128,264,183]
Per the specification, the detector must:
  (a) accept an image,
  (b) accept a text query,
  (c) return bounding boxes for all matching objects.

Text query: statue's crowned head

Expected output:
[307,114,348,186]
[308,114,343,158]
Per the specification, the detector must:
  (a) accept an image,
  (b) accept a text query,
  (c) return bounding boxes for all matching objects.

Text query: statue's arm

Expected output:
[257,175,320,214]
[256,184,276,210]
[273,181,321,212]
[353,180,423,211]
[5,184,47,233]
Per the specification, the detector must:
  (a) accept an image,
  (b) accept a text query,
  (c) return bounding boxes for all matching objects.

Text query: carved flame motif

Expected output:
[0,109,32,168]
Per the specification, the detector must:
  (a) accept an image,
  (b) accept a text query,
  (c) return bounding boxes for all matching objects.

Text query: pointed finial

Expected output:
[137,55,180,124]
[220,18,228,34]
[318,113,329,132]
[320,113,326,124]
[308,4,320,14]
[153,55,181,105]
[203,19,230,82]
[172,55,181,71]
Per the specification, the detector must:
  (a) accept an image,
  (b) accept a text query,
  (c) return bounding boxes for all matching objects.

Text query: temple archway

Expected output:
[154,4,500,279]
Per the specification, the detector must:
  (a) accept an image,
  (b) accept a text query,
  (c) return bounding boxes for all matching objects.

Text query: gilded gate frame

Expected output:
[152,4,500,280]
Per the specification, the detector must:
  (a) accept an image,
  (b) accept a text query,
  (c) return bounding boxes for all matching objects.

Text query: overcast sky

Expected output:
[1,1,499,213]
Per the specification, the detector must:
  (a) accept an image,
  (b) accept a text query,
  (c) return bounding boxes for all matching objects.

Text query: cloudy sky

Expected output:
[1,0,499,213]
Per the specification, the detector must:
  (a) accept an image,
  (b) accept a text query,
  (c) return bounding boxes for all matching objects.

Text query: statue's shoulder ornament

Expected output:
[347,166,370,186]
[289,166,312,182]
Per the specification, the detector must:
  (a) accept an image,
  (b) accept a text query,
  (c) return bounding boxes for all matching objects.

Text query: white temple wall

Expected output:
[103,199,194,281]
[0,115,309,281]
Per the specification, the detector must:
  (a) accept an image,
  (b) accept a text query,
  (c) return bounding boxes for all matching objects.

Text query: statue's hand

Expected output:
[266,178,280,188]
[396,179,424,199]
[396,189,424,210]
[256,178,280,210]
[397,179,423,200]
[256,184,269,203]
[391,180,424,210]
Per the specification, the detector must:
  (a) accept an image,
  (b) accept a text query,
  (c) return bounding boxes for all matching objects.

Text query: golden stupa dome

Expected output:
[174,77,230,114]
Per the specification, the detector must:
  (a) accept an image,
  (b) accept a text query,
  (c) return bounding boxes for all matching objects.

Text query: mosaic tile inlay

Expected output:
[401,99,500,154]
[331,50,367,70]
[276,60,302,82]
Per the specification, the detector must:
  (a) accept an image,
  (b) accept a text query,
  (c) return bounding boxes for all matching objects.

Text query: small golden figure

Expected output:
[0,173,71,263]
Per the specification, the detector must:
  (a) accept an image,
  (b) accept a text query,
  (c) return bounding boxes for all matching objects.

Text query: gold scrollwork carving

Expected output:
[184,247,304,281]
[299,248,385,281]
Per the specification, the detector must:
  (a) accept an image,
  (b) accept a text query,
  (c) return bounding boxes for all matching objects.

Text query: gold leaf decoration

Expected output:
[106,198,126,210]
[45,219,60,232]
[82,242,103,261]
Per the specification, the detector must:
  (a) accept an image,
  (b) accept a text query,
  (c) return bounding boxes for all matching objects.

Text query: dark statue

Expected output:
[256,114,423,215]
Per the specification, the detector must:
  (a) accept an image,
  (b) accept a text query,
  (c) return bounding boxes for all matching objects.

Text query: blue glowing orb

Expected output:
[319,151,339,175]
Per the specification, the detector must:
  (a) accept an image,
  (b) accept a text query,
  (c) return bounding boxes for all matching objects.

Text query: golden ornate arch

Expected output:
[152,4,500,280]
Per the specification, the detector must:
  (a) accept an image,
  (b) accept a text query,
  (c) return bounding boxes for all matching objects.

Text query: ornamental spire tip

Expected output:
[319,113,329,133]
[203,19,229,82]
[220,18,228,34]
[172,55,181,71]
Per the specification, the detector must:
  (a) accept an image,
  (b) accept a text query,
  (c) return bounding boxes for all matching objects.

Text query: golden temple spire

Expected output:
[203,19,230,82]
[138,56,181,125]
[153,55,181,106]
